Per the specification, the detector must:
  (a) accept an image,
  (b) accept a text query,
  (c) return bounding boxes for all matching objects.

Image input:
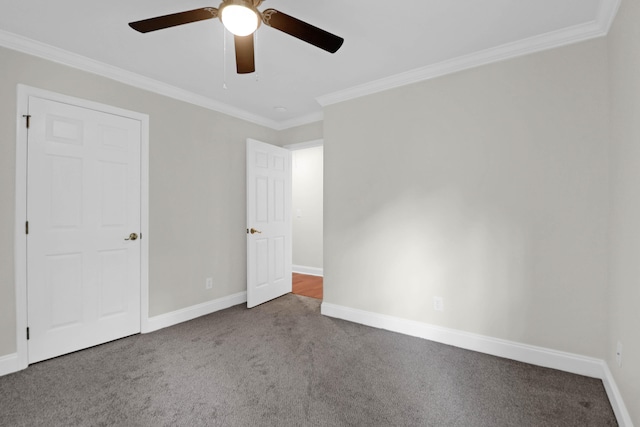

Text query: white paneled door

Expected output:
[246,139,292,308]
[26,96,141,363]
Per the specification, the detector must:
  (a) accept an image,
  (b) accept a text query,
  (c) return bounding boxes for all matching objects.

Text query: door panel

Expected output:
[47,253,83,327]
[98,249,129,317]
[50,155,83,227]
[27,96,141,363]
[100,161,128,226]
[246,139,292,308]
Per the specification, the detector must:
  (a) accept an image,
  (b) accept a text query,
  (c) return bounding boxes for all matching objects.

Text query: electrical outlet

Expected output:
[616,342,623,367]
[433,296,444,312]
[205,277,213,290]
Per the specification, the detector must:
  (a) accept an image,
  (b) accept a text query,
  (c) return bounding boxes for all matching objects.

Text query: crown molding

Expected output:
[1,0,621,127]
[0,29,288,130]
[317,0,621,107]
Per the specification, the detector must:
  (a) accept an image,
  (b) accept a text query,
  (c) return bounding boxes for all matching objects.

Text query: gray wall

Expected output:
[278,121,323,146]
[292,146,323,269]
[0,46,279,356]
[607,0,640,423]
[323,38,611,358]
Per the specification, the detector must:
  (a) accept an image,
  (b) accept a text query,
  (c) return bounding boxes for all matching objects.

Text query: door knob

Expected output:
[125,233,138,241]
[249,228,262,235]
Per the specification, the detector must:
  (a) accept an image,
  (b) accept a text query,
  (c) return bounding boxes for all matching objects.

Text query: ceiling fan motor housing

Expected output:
[218,0,262,36]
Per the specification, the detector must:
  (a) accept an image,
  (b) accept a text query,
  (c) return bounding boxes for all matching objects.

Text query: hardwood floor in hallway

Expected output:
[292,273,323,300]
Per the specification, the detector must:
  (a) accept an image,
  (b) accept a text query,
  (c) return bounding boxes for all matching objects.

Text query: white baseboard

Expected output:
[602,363,634,427]
[0,353,20,377]
[321,302,633,427]
[1,292,248,376]
[292,265,323,277]
[144,291,247,333]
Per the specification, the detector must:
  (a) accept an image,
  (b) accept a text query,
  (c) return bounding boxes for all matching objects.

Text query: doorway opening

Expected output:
[287,140,323,300]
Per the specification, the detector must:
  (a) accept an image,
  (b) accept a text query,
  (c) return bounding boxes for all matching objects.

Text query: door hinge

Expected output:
[22,114,31,129]
[25,221,29,235]
[26,327,30,340]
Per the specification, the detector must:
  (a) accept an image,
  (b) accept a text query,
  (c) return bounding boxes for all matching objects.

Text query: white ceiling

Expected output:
[0,0,619,129]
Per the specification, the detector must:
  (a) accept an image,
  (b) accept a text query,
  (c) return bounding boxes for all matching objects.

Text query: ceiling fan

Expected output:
[129,0,344,74]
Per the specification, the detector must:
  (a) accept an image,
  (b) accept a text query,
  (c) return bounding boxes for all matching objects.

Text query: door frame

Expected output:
[14,85,150,370]
[283,139,323,151]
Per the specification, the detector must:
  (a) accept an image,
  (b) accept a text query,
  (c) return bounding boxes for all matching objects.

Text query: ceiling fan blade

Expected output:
[234,34,256,74]
[129,7,218,33]
[261,9,344,53]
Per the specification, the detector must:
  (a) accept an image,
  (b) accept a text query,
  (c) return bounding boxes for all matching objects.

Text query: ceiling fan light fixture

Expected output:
[220,1,260,36]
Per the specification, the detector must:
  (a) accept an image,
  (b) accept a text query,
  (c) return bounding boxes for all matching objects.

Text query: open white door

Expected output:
[246,139,292,308]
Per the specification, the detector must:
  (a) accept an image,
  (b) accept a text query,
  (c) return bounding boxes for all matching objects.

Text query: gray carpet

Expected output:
[0,294,617,426]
